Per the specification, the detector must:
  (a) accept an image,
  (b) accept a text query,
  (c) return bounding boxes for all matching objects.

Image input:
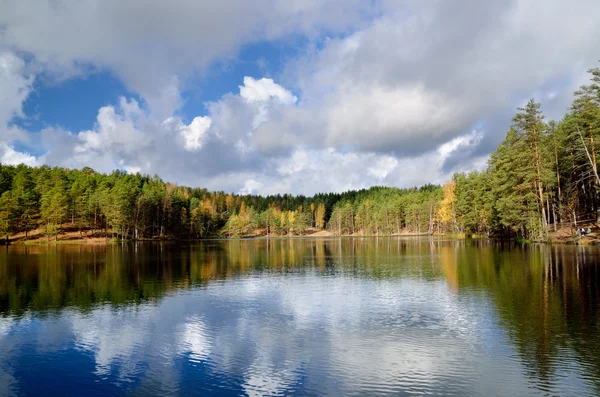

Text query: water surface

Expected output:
[1,238,599,396]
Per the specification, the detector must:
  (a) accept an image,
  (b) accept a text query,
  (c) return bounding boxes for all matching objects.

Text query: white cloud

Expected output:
[283,0,599,156]
[0,143,37,166]
[220,139,482,196]
[277,151,308,176]
[239,179,263,195]
[438,130,483,158]
[0,52,38,166]
[180,117,212,151]
[367,156,399,180]
[0,52,34,127]
[38,76,295,184]
[323,84,464,152]
[240,77,297,105]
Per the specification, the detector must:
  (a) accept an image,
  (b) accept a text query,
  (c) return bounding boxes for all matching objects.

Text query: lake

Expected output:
[1,238,599,396]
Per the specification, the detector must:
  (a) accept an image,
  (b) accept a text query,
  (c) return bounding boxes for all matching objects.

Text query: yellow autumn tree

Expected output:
[315,203,326,229]
[280,211,287,233]
[239,202,247,218]
[438,180,457,233]
[288,210,296,234]
[225,194,235,213]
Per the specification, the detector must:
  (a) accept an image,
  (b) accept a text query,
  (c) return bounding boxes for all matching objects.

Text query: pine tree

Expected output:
[512,99,549,232]
[40,181,69,241]
[489,128,539,238]
[12,168,37,240]
[0,191,18,244]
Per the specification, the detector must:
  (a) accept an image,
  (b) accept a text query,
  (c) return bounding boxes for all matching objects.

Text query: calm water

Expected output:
[1,238,600,396]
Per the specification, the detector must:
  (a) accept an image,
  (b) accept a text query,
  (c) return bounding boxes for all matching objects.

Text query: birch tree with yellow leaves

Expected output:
[438,180,458,233]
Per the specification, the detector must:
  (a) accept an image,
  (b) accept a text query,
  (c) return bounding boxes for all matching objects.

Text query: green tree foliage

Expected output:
[453,171,493,235]
[40,177,69,241]
[326,186,442,235]
[0,190,18,243]
[12,166,38,239]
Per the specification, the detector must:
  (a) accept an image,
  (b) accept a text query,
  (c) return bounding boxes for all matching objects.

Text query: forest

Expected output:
[0,65,599,242]
[0,160,441,241]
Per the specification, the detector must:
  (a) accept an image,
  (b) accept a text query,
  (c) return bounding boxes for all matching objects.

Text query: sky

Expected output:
[1,0,599,195]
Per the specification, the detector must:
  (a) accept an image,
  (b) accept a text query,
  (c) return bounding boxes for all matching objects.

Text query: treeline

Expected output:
[0,164,437,241]
[441,65,600,240]
[326,185,442,235]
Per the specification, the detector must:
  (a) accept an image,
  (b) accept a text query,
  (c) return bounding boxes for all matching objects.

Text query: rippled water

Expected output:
[1,238,600,396]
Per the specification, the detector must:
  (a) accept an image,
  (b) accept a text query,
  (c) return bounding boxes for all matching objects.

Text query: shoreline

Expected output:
[5,233,433,245]
[4,233,596,246]
[3,223,597,246]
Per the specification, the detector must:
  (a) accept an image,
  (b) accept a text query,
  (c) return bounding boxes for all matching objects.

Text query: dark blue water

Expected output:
[1,238,600,396]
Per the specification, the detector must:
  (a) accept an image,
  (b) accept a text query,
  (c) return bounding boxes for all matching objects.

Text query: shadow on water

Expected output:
[1,237,600,395]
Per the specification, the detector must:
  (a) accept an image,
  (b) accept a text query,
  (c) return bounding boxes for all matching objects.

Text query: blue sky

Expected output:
[178,38,307,123]
[0,0,599,195]
[15,38,305,136]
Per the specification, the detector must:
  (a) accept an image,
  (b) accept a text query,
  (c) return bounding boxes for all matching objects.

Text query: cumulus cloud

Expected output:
[38,76,296,186]
[240,77,297,105]
[0,53,33,126]
[1,0,600,193]
[0,52,37,165]
[173,116,212,151]
[0,143,37,166]
[40,97,154,172]
[272,0,600,157]
[220,136,487,196]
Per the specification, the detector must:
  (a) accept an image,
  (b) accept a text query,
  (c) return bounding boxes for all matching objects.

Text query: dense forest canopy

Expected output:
[0,161,440,240]
[1,64,599,242]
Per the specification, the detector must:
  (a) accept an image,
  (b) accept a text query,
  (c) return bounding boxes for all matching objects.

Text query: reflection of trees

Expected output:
[0,238,446,315]
[2,238,600,393]
[0,244,183,315]
[451,241,600,393]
